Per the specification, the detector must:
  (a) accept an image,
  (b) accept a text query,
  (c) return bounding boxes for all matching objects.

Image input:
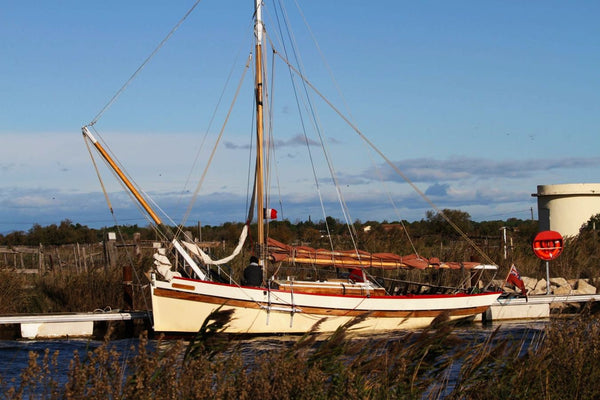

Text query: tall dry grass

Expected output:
[0,259,151,315]
[448,307,600,399]
[1,309,599,399]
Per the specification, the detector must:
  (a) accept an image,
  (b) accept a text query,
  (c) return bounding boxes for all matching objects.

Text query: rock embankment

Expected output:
[494,277,598,296]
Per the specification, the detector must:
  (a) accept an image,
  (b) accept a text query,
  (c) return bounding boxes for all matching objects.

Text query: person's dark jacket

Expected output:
[243,262,262,286]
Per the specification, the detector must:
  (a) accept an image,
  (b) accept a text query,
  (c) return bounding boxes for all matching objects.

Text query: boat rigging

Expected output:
[82,0,502,334]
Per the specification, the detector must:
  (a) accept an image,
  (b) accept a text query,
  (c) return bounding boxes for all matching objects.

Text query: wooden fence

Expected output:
[0,232,223,274]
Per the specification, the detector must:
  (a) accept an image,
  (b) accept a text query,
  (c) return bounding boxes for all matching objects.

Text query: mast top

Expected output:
[254,0,263,45]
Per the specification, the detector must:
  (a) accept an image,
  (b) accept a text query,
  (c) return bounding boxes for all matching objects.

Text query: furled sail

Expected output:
[182,225,248,265]
[153,248,182,281]
[266,238,483,270]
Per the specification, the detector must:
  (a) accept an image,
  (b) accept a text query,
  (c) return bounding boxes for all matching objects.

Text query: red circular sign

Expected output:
[532,230,564,261]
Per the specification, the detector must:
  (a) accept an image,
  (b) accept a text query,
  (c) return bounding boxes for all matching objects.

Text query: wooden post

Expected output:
[123,263,133,310]
[121,232,142,310]
[133,232,141,261]
[39,244,43,273]
[104,232,117,271]
[103,239,107,271]
[80,243,88,273]
[55,248,63,273]
[89,244,95,269]
[75,243,80,272]
[73,245,79,273]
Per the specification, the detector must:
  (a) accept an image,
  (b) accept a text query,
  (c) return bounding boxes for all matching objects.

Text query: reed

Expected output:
[0,270,30,313]
[0,260,151,314]
[448,308,600,399]
[1,309,599,399]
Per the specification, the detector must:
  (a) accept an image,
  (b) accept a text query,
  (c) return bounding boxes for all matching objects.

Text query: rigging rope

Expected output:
[83,134,155,317]
[177,53,253,231]
[86,125,172,242]
[272,51,497,267]
[178,19,256,231]
[84,135,114,216]
[294,0,420,256]
[269,11,333,256]
[290,0,408,254]
[88,125,175,241]
[271,2,360,260]
[365,147,421,258]
[88,0,203,126]
[267,49,285,222]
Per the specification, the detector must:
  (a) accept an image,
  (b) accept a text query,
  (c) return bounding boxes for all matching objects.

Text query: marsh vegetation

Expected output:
[1,309,599,399]
[1,211,599,314]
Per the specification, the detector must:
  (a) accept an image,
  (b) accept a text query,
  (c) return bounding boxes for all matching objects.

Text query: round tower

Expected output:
[533,183,600,237]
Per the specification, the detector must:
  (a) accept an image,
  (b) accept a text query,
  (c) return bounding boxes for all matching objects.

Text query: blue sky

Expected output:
[1,1,599,234]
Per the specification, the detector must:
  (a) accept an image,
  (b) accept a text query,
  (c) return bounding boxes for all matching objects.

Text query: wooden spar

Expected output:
[254,0,265,267]
[82,128,208,280]
[273,255,411,269]
[82,126,163,225]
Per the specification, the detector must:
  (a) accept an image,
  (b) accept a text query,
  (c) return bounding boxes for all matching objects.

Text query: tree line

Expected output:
[0,210,541,247]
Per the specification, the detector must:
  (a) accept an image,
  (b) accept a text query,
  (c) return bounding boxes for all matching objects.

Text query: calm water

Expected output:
[0,320,547,391]
[0,337,142,389]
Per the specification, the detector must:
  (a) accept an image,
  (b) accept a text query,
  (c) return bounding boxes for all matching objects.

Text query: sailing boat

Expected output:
[82,1,501,334]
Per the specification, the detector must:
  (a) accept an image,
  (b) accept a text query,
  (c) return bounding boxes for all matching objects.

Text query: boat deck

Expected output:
[274,279,387,296]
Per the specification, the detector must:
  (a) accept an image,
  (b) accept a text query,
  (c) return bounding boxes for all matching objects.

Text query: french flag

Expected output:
[264,208,278,219]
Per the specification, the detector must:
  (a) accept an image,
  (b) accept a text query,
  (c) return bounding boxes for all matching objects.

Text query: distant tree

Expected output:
[581,213,600,233]
[27,223,47,244]
[425,209,473,237]
[324,216,339,234]
[300,227,321,244]
[512,219,539,242]
[1,230,26,246]
[475,220,504,237]
[268,220,295,243]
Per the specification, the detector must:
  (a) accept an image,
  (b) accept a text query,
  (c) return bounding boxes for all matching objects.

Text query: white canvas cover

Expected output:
[182,224,248,265]
[153,248,182,281]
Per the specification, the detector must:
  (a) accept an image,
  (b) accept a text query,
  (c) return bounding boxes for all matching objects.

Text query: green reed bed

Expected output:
[1,309,599,399]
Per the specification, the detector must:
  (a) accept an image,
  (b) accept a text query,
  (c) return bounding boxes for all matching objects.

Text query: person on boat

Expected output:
[348,268,365,283]
[243,256,263,287]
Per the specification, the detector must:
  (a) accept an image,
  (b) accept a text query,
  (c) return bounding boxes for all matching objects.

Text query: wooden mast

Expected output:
[82,125,208,280]
[254,0,266,266]
[82,126,163,225]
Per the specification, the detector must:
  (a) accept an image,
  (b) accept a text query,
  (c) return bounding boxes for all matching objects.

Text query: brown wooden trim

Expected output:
[171,283,196,291]
[277,284,387,297]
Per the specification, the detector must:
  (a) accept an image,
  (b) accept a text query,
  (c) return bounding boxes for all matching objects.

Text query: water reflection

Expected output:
[0,338,140,387]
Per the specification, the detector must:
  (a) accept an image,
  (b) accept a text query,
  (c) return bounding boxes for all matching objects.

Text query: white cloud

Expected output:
[0,130,589,233]
[348,157,600,185]
[9,195,57,208]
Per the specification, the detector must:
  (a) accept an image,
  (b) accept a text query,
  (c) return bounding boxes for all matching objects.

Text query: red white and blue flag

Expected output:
[506,264,527,297]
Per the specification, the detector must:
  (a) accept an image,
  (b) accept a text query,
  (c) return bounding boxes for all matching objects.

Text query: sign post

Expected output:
[532,230,564,295]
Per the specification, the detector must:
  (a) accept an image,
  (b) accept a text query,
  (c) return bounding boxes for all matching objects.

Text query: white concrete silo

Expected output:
[533,183,600,237]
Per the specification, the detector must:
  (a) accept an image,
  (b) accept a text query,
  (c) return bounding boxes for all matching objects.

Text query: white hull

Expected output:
[150,277,501,334]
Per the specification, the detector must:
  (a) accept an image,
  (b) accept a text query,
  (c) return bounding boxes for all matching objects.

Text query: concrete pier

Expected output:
[474,293,600,322]
[0,311,150,339]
